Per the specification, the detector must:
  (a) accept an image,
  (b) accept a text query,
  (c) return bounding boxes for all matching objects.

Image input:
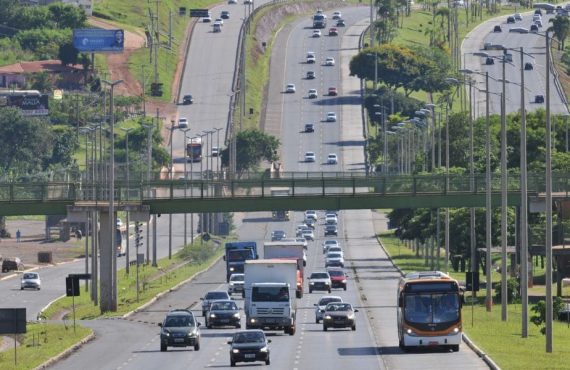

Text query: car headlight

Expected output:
[347,313,355,320]
[341,279,347,283]
[229,267,235,271]
[297,282,301,287]
[453,327,460,333]
[210,313,216,318]
[260,346,268,352]
[406,328,418,336]
[250,318,256,323]
[233,313,240,318]
[164,331,170,337]
[188,332,197,338]
[309,282,314,285]
[232,349,240,354]
[324,315,332,320]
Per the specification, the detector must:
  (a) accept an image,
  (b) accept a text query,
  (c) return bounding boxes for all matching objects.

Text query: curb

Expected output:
[33,332,95,370]
[122,253,223,319]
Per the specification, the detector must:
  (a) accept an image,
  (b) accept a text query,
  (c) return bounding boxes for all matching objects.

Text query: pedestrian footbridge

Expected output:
[0,172,565,216]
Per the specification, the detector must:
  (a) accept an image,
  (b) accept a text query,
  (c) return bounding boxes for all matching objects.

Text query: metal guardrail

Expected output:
[1,172,569,204]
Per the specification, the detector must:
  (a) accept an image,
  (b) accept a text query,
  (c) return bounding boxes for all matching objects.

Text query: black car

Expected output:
[535,95,545,103]
[506,16,515,24]
[305,123,315,133]
[485,57,495,65]
[321,303,358,331]
[336,19,345,27]
[207,300,241,328]
[493,25,502,32]
[530,24,539,33]
[324,224,338,236]
[201,290,231,316]
[228,330,271,366]
[524,62,534,71]
[306,70,315,79]
[221,10,230,19]
[182,94,194,104]
[159,309,201,351]
[271,230,286,241]
[534,9,542,15]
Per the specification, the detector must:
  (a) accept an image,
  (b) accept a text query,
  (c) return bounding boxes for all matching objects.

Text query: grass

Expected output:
[42,237,226,319]
[6,216,45,221]
[379,231,570,369]
[0,322,91,369]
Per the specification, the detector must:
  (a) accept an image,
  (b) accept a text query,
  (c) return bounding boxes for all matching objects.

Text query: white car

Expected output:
[326,112,337,122]
[228,0,238,3]
[228,273,245,295]
[323,239,340,253]
[306,51,316,64]
[313,29,322,37]
[21,272,41,290]
[327,153,338,164]
[308,89,318,99]
[301,228,315,241]
[314,295,343,323]
[327,246,344,256]
[215,18,224,25]
[212,147,219,156]
[178,117,189,128]
[296,225,311,237]
[286,83,296,93]
[308,271,332,293]
[305,151,316,162]
[325,252,345,268]
[305,210,318,221]
[325,214,338,225]
[332,11,342,20]
[203,14,212,22]
[325,57,335,66]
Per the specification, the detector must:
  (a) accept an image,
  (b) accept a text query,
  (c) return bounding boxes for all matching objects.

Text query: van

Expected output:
[2,257,23,273]
[213,22,222,33]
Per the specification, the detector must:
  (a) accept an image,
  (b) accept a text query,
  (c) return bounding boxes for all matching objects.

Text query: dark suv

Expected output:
[201,290,231,316]
[159,309,201,351]
[206,300,241,329]
[182,94,194,104]
[228,330,271,366]
[324,224,338,236]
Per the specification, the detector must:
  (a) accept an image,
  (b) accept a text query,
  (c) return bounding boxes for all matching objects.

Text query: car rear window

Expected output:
[207,292,228,299]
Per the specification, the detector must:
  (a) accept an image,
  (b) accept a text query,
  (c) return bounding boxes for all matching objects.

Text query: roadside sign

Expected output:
[73,28,125,53]
[464,296,478,304]
[190,9,210,17]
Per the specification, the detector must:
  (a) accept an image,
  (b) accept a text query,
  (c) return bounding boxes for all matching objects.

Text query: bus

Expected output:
[186,137,202,162]
[397,271,464,352]
[116,225,128,257]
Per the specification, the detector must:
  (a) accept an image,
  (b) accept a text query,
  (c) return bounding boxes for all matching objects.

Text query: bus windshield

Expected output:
[404,293,459,324]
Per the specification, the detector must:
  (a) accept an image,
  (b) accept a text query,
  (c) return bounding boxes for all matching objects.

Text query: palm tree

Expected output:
[435,7,450,43]
[549,16,570,50]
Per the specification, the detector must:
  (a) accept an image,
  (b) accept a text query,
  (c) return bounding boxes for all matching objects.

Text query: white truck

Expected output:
[263,241,305,298]
[244,259,298,335]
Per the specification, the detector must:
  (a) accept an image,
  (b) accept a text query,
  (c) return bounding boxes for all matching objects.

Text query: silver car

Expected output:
[228,273,245,295]
[314,295,343,323]
[21,272,41,290]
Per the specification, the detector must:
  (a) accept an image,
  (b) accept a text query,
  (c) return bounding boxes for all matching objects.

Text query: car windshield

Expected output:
[327,253,341,259]
[252,286,289,302]
[319,297,342,306]
[311,273,329,279]
[325,241,337,245]
[206,292,228,300]
[326,303,351,311]
[164,315,194,327]
[23,273,38,279]
[211,301,238,310]
[328,270,344,277]
[404,293,460,324]
[233,332,265,344]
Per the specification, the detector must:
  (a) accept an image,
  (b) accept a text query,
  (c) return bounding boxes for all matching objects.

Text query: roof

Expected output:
[245,259,297,265]
[0,60,82,75]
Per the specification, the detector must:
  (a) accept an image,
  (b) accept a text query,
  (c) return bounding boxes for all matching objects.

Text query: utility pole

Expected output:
[141,121,154,265]
[120,127,134,273]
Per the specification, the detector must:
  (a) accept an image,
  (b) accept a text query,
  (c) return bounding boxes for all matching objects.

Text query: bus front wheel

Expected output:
[451,345,459,352]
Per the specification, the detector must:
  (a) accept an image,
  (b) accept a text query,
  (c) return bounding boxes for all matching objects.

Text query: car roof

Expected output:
[166,309,194,316]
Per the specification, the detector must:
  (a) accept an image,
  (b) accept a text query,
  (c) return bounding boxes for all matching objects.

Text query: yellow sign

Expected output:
[53,89,63,100]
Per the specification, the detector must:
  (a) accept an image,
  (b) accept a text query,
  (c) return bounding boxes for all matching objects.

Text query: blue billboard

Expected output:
[73,29,124,53]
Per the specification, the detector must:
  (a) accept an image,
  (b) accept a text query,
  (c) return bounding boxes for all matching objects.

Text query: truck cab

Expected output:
[224,242,258,282]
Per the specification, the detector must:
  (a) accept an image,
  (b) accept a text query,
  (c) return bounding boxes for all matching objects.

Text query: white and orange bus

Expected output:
[397,271,464,352]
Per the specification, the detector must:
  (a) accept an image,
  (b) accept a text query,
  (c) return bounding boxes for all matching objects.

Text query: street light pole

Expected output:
[468,77,476,282]
[102,79,123,312]
[545,30,553,353]
[485,71,493,315]
[119,127,133,273]
[182,128,191,247]
[168,122,174,259]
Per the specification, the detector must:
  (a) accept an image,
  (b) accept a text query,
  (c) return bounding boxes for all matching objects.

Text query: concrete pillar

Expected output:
[99,210,117,312]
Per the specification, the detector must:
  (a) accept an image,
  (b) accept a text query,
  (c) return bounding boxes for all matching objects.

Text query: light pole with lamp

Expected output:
[102,78,123,312]
[214,127,223,174]
[119,127,133,273]
[181,128,191,246]
[167,121,175,259]
[141,122,154,265]
[198,131,209,235]
[79,127,93,290]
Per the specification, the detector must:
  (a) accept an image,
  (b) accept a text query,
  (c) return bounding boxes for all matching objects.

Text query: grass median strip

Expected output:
[43,237,226,320]
[379,231,570,368]
[0,323,91,369]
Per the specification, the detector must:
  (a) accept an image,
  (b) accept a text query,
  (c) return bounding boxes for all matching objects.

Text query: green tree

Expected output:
[58,42,79,66]
[0,107,54,174]
[549,15,570,50]
[47,3,87,29]
[17,28,72,59]
[220,129,279,174]
[47,126,78,167]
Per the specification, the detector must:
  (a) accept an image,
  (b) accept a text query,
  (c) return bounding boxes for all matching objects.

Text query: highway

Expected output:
[463,10,569,118]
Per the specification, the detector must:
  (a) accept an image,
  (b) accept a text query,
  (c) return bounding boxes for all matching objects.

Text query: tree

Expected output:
[59,42,79,66]
[0,107,54,175]
[549,15,570,50]
[47,3,87,29]
[220,129,279,174]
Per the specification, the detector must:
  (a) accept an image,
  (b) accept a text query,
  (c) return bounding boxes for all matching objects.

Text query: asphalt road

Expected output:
[463,10,569,117]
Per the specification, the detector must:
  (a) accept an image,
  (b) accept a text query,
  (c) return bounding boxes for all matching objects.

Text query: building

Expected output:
[0,60,83,89]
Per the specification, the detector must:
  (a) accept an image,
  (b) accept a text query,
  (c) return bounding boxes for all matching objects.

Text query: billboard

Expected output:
[73,28,124,53]
[7,94,49,116]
